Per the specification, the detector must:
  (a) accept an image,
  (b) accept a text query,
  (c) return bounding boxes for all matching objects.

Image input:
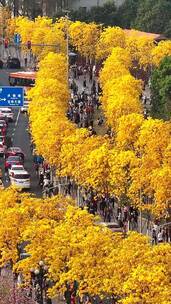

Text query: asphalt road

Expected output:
[0,68,42,197]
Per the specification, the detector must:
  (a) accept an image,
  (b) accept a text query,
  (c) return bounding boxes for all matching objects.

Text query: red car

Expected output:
[0,123,7,136]
[5,155,23,170]
[5,147,25,161]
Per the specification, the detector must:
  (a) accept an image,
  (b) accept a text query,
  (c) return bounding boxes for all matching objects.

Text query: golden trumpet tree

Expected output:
[96,26,126,60]
[121,243,171,304]
[125,34,154,68]
[109,150,138,200]
[101,74,142,129]
[45,206,122,296]
[82,141,113,195]
[122,265,171,304]
[152,40,171,66]
[102,232,150,296]
[7,16,66,59]
[69,21,101,60]
[129,119,171,217]
[59,131,107,188]
[0,186,73,268]
[28,52,74,166]
[116,113,144,151]
[99,47,132,87]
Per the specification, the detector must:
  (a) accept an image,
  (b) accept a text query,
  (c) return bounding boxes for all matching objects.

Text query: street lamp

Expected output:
[30,261,52,304]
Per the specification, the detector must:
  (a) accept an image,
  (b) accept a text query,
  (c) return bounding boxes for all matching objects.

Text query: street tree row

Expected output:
[0,188,170,303]
[24,19,171,219]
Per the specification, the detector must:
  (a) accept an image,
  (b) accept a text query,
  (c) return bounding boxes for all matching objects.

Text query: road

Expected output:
[0,68,42,197]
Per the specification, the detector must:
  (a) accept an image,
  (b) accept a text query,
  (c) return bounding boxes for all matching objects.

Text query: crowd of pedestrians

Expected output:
[67,64,102,133]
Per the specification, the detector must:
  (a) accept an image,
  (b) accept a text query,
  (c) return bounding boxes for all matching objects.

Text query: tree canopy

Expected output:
[151,56,171,120]
[133,0,171,36]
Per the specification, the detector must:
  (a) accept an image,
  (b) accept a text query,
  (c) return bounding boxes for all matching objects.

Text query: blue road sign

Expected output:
[0,87,24,107]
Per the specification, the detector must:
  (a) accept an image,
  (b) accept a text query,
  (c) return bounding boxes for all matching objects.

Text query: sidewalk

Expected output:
[70,72,107,136]
[0,44,35,68]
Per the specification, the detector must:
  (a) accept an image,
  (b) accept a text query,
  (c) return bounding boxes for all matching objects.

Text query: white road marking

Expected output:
[15,109,20,127]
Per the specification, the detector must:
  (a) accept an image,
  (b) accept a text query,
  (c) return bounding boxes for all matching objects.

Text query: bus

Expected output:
[9,71,36,89]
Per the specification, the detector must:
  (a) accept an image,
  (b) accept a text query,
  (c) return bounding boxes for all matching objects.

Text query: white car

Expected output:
[8,164,25,177]
[0,108,14,122]
[10,170,31,189]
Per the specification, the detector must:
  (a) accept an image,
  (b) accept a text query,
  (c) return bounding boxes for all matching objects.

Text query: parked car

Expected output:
[5,147,25,161]
[5,155,23,170]
[10,170,30,189]
[0,108,14,122]
[6,57,21,69]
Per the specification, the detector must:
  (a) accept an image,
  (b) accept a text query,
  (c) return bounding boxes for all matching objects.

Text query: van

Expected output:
[10,170,30,189]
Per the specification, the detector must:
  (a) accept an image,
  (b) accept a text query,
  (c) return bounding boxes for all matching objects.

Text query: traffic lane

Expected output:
[12,110,42,197]
[0,68,26,86]
[0,68,42,197]
[0,108,42,197]
[0,108,19,186]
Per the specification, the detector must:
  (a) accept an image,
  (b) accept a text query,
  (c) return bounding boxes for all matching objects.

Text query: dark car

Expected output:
[5,155,23,170]
[5,147,25,161]
[7,57,21,69]
[0,59,3,69]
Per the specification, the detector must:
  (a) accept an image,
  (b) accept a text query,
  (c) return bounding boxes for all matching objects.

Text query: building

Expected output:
[68,0,124,11]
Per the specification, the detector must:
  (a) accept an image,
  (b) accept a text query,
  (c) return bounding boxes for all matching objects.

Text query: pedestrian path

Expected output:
[70,71,107,135]
[0,44,36,68]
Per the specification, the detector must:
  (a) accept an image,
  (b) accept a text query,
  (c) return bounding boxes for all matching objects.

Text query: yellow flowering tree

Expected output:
[152,40,171,66]
[96,26,126,60]
[28,52,74,166]
[69,21,101,60]
[7,16,66,59]
[129,119,171,217]
[125,33,155,68]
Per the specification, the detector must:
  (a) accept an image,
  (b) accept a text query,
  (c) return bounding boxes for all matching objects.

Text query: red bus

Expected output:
[9,71,36,89]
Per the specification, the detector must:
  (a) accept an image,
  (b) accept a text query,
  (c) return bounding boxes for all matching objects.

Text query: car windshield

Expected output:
[14,174,30,179]
[12,167,24,170]
[10,148,21,152]
[8,156,20,161]
[0,110,11,113]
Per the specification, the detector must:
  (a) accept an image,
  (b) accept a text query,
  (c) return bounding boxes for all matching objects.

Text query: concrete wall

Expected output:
[69,0,124,11]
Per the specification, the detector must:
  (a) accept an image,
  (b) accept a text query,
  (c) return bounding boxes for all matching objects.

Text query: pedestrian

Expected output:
[118,211,123,228]
[24,56,27,67]
[157,229,163,243]
[123,206,128,222]
[83,77,87,88]
[152,228,157,245]
[39,172,44,187]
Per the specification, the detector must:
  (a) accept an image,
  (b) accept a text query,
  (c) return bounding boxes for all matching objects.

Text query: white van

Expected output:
[10,170,30,189]
[0,108,14,122]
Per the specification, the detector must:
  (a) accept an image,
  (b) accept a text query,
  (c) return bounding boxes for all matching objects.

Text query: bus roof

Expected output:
[9,71,36,80]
